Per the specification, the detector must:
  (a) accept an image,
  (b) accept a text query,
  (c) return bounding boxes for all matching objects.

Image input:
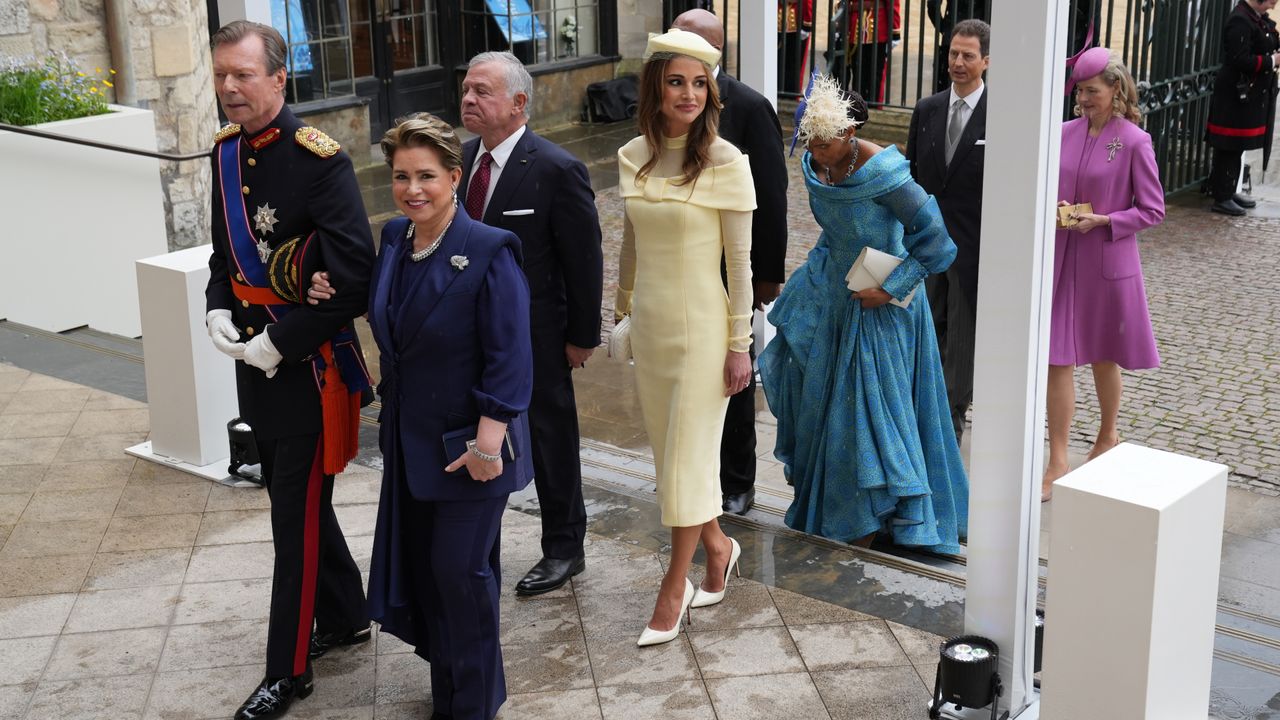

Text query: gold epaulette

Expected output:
[213,124,241,144]
[296,127,341,158]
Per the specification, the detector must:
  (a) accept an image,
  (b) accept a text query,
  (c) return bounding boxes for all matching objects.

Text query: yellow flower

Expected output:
[77,71,86,77]
[103,80,113,87]
[89,86,98,93]
[95,67,102,73]
[109,69,117,75]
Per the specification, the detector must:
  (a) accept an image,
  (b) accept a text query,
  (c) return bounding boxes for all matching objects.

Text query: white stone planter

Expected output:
[0,104,169,337]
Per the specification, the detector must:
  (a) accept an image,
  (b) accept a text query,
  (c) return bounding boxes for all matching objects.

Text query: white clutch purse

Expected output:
[845,247,917,308]
[608,315,633,361]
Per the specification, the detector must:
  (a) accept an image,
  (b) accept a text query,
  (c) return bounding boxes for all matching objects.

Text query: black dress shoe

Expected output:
[309,625,371,659]
[515,555,585,596]
[1211,198,1247,216]
[1234,192,1258,208]
[234,667,314,720]
[722,489,755,515]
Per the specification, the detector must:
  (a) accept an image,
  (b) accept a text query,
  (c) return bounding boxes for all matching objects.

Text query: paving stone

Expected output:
[0,465,46,494]
[497,687,601,719]
[0,593,78,639]
[1,388,89,415]
[597,680,715,720]
[585,633,699,687]
[769,586,878,625]
[65,585,180,633]
[0,493,29,525]
[19,486,121,522]
[114,482,211,517]
[0,635,58,686]
[173,578,272,625]
[53,433,147,463]
[27,673,152,720]
[100,513,202,552]
[309,652,376,709]
[498,596,582,645]
[569,553,664,597]
[688,626,806,679]
[0,411,79,439]
[0,437,62,466]
[128,461,208,487]
[0,515,108,556]
[373,651,429,705]
[145,664,263,720]
[373,702,432,719]
[886,620,946,665]
[681,582,783,632]
[185,541,274,583]
[39,459,134,491]
[204,483,272,511]
[0,552,94,597]
[68,408,150,437]
[194,509,273,546]
[812,666,933,720]
[578,586,664,640]
[705,672,831,720]
[83,547,190,590]
[159,619,269,672]
[333,503,378,538]
[44,627,167,680]
[790,621,913,671]
[501,639,594,694]
[0,682,35,719]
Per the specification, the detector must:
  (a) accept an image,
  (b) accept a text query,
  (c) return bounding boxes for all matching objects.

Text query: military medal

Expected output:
[253,204,279,263]
[254,204,279,234]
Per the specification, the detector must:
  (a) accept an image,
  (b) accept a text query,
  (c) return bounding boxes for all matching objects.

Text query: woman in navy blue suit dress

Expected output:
[344,113,533,720]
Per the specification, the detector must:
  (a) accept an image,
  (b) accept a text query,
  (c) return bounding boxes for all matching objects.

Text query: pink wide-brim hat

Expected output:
[1066,46,1112,94]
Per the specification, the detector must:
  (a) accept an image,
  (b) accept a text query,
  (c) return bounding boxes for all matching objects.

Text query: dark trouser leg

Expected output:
[311,485,368,636]
[1210,147,1243,202]
[927,268,976,440]
[528,376,586,559]
[409,496,509,720]
[260,433,333,678]
[720,346,758,496]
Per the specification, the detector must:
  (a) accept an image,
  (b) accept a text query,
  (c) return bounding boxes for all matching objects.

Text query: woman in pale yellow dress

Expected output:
[614,28,757,646]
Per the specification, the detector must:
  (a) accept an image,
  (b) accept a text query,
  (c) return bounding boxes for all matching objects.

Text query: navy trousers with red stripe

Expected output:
[259,433,367,678]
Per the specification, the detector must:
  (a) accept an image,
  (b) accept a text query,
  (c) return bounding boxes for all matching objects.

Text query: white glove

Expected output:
[243,325,283,378]
[206,309,245,359]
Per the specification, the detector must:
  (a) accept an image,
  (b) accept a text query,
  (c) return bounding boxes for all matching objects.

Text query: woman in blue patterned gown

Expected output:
[759,76,969,554]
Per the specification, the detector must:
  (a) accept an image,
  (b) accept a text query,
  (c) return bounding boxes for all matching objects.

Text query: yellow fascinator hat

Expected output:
[643,27,721,68]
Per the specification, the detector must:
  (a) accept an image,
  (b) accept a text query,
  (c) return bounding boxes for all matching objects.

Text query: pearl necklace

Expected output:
[407,209,455,262]
[824,138,860,186]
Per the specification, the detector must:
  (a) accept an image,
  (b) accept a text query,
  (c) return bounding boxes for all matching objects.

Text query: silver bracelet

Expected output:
[466,439,501,463]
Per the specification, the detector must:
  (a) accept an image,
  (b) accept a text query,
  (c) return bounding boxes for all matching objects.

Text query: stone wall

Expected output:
[615,0,662,74]
[531,61,617,129]
[297,100,372,169]
[0,0,217,252]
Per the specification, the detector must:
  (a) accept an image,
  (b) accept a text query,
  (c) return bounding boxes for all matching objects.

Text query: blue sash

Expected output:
[216,136,370,396]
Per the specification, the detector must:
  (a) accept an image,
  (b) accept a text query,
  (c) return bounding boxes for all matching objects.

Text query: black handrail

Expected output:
[0,121,211,162]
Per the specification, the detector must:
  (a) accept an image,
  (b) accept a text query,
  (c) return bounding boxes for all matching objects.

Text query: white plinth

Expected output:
[133,246,238,476]
[1041,443,1227,720]
[0,105,168,337]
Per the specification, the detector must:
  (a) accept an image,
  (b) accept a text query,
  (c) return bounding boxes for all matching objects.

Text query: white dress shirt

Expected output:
[467,124,528,218]
[947,81,986,141]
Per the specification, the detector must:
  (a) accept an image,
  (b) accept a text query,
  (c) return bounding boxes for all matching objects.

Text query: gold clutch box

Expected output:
[1056,202,1093,229]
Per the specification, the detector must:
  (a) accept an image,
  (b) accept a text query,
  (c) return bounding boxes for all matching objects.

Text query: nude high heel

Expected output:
[691,537,741,608]
[637,578,695,647]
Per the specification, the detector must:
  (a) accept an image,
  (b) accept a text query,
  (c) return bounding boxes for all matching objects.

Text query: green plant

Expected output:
[0,54,114,126]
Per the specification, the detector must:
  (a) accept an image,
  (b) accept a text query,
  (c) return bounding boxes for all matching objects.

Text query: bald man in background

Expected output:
[672,9,789,515]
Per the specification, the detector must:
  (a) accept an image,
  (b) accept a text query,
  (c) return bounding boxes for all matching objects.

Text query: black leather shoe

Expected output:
[309,625,371,659]
[234,667,314,720]
[1234,192,1258,208]
[1212,199,1247,216]
[515,555,585,596]
[722,489,755,515]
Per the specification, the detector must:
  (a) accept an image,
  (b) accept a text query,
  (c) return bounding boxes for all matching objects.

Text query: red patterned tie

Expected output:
[464,152,493,220]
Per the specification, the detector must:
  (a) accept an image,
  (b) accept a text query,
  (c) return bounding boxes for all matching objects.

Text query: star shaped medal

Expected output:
[253,204,279,262]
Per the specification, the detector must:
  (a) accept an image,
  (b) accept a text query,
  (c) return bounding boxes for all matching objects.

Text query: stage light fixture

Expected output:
[929,635,1006,720]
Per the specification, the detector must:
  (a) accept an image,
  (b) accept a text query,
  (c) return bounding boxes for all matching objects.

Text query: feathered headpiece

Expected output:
[792,74,862,155]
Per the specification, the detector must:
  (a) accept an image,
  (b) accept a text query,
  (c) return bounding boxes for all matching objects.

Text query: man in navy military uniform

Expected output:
[204,20,374,720]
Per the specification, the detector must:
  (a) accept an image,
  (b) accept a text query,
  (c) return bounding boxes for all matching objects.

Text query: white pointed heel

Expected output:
[637,578,695,647]
[691,537,741,608]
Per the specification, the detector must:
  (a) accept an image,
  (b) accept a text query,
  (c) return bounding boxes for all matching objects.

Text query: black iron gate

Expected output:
[662,0,1233,195]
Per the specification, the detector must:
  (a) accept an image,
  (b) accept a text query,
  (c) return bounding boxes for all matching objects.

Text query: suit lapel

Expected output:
[483,131,537,225]
[462,139,479,185]
[370,219,404,355]
[394,212,474,350]
[929,96,949,183]
[945,91,986,183]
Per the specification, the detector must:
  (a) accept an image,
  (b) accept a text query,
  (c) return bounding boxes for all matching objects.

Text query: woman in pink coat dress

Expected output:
[1043,48,1165,501]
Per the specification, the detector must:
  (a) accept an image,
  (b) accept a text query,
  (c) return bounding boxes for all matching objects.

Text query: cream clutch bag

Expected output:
[845,247,916,309]
[608,315,633,361]
[1056,202,1093,229]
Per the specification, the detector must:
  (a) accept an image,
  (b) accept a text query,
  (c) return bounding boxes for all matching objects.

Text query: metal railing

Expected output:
[0,121,211,162]
[664,0,1231,195]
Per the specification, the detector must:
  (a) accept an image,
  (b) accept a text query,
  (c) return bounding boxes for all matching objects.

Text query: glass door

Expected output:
[352,0,458,142]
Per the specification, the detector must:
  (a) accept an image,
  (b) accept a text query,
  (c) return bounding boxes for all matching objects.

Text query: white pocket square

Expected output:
[502,209,535,216]
[974,139,986,146]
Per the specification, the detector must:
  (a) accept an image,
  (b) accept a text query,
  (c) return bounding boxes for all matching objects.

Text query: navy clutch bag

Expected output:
[441,425,520,464]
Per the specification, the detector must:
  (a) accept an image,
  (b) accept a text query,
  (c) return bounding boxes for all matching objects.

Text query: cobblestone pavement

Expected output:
[595,149,1280,494]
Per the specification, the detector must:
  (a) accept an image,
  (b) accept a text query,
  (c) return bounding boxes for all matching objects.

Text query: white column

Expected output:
[963,0,1069,716]
[127,246,239,481]
[1041,444,1227,719]
[738,0,779,109]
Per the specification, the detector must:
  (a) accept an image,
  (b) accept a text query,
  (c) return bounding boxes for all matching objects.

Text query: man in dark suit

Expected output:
[205,20,373,720]
[459,51,604,595]
[673,9,789,515]
[906,18,989,444]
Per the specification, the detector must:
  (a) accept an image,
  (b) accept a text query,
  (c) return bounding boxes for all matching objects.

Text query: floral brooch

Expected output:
[450,255,469,271]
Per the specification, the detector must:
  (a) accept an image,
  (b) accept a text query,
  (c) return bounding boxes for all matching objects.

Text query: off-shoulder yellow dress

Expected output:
[616,134,756,527]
